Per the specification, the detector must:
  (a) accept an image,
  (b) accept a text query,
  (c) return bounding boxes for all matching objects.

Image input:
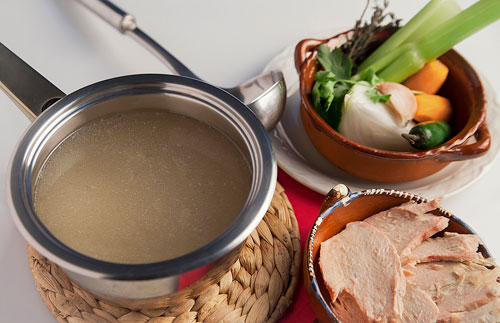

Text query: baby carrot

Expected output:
[403,59,449,94]
[414,94,453,123]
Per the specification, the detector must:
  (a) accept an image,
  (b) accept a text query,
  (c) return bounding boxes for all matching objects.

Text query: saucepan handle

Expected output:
[75,0,132,33]
[0,43,66,121]
[436,122,491,161]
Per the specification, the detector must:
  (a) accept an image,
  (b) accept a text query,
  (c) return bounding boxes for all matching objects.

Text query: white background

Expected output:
[0,1,499,321]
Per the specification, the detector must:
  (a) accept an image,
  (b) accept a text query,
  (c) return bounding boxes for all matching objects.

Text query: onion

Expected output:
[339,84,415,152]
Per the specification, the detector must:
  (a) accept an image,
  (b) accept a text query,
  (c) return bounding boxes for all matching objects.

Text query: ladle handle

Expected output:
[76,0,199,79]
[0,43,65,121]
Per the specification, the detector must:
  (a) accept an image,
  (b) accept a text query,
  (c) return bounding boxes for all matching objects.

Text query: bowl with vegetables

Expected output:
[295,0,497,182]
[304,184,499,322]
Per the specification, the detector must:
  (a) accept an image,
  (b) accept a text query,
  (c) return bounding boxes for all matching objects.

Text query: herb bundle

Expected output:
[343,0,400,69]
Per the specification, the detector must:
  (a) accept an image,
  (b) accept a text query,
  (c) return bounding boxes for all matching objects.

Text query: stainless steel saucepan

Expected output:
[1,42,277,308]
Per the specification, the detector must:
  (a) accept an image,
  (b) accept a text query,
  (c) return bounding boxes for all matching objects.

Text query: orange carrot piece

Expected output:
[414,94,453,123]
[403,60,449,94]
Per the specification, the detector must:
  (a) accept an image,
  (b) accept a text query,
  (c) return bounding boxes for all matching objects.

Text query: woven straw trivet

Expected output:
[27,183,301,323]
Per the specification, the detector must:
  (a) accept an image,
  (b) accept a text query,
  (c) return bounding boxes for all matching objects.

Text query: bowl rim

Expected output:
[305,185,492,322]
[297,29,490,161]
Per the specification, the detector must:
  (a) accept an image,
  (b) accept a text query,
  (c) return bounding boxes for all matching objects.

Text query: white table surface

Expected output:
[0,1,499,321]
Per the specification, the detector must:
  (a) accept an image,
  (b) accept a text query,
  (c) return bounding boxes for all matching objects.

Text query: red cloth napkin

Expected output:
[278,168,326,322]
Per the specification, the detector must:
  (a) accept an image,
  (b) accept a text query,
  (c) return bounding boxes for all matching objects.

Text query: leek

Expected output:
[355,0,500,83]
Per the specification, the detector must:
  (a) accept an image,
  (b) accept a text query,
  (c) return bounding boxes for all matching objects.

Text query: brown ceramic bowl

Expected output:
[304,184,493,323]
[295,30,491,182]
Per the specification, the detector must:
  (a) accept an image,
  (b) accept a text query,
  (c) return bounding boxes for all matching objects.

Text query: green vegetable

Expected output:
[367,88,391,103]
[310,46,387,130]
[317,46,352,79]
[401,121,452,149]
[352,68,383,86]
[357,0,461,71]
[355,0,500,82]
[310,46,354,130]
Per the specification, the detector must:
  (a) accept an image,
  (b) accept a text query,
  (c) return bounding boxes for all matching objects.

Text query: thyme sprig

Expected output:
[342,0,400,69]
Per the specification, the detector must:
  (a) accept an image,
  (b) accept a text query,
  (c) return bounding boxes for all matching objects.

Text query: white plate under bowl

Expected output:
[263,36,500,199]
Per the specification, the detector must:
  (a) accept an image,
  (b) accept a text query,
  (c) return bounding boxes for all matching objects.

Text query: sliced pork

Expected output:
[401,282,439,323]
[319,200,499,323]
[402,232,483,265]
[406,261,500,321]
[332,291,372,323]
[364,200,448,257]
[444,298,500,323]
[320,221,405,322]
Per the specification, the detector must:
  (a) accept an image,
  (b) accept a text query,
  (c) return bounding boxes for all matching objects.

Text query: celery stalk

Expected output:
[378,0,500,82]
[401,0,461,44]
[378,48,426,82]
[357,0,461,72]
[361,43,415,74]
[417,0,500,64]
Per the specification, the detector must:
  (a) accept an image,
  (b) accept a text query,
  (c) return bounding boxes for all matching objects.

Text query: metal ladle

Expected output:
[75,0,286,131]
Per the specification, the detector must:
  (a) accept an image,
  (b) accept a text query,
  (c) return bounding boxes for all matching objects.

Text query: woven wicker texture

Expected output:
[28,183,300,323]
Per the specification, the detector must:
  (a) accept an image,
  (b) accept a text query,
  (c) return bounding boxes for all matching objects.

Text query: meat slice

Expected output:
[406,261,500,321]
[394,197,442,213]
[402,232,483,265]
[320,221,405,322]
[332,291,372,323]
[402,282,439,323]
[364,200,448,257]
[444,298,500,323]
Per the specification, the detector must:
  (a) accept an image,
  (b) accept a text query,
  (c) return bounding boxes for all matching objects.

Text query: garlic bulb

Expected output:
[377,82,417,127]
[339,84,415,151]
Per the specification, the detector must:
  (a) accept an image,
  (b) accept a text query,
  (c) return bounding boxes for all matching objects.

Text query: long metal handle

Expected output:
[0,43,66,121]
[76,0,198,79]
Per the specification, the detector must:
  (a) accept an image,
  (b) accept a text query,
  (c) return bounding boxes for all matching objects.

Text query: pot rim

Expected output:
[8,73,277,281]
[305,185,492,322]
[297,30,489,161]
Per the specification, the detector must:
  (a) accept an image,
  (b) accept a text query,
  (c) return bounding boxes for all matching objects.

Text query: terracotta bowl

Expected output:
[304,184,493,323]
[295,30,491,182]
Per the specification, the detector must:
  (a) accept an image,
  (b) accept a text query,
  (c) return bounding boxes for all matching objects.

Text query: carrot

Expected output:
[414,94,452,123]
[403,59,449,94]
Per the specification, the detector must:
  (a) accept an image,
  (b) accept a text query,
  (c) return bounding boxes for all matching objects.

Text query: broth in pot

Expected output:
[33,110,252,264]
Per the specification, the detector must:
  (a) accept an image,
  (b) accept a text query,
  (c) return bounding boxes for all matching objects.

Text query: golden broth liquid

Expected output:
[34,110,252,264]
